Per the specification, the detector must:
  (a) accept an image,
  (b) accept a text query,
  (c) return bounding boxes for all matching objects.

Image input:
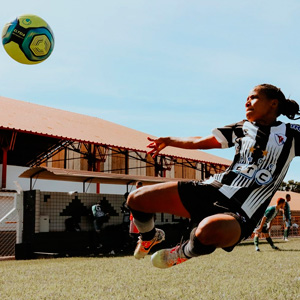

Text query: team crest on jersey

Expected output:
[274,134,286,146]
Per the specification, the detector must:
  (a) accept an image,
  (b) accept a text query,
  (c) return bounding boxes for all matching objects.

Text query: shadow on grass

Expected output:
[237,239,300,252]
[275,249,300,252]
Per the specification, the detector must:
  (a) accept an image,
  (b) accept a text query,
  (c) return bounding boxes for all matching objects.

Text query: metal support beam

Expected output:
[1,147,8,189]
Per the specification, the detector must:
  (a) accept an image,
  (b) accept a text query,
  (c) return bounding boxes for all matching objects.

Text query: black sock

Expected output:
[266,237,274,247]
[181,241,192,259]
[140,228,156,241]
[183,228,216,258]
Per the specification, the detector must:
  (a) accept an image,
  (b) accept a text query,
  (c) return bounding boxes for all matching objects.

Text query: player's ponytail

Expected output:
[257,83,300,120]
[280,98,300,120]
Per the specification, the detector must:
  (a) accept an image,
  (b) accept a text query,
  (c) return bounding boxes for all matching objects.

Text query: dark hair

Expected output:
[256,84,300,120]
[277,197,286,206]
[136,181,143,187]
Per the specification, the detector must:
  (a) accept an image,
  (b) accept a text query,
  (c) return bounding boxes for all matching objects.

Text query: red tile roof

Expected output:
[0,96,231,166]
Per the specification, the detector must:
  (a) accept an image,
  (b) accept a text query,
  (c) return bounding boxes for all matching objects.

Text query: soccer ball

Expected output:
[2,14,54,64]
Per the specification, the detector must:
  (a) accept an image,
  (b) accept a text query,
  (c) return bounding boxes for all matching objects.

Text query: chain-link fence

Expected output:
[248,213,300,240]
[0,192,22,258]
[270,214,300,238]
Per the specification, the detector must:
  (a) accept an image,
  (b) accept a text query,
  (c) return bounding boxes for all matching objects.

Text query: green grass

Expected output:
[1,238,300,300]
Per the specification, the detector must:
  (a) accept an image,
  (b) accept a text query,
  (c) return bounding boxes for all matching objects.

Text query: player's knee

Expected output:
[184,227,216,257]
[195,218,220,245]
[126,190,154,222]
[195,215,241,247]
[126,189,140,209]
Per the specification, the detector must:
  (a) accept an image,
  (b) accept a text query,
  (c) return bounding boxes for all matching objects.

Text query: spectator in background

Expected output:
[91,201,109,248]
[283,194,292,241]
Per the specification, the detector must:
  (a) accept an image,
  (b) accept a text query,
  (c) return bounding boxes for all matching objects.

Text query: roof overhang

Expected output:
[19,166,188,187]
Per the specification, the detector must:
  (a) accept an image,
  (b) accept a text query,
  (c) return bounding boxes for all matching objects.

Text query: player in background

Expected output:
[283,194,292,241]
[127,84,300,269]
[254,198,285,251]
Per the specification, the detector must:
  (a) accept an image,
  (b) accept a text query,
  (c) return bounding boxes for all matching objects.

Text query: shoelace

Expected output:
[170,236,186,256]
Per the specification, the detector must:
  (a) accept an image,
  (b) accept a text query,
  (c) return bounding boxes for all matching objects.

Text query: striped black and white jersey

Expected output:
[208,120,300,226]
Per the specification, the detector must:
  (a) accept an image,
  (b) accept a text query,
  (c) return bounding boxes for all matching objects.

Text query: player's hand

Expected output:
[147,137,170,158]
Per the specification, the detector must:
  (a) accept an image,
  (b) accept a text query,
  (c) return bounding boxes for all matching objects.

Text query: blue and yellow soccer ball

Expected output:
[2,14,54,64]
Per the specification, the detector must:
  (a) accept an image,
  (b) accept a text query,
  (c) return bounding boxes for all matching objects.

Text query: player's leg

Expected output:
[254,232,260,251]
[265,232,279,250]
[126,181,191,259]
[284,221,290,241]
[151,214,242,268]
[189,213,241,248]
[283,222,287,240]
[286,222,291,239]
[127,181,190,216]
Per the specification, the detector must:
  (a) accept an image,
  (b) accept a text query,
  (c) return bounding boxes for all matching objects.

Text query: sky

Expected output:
[1,0,300,182]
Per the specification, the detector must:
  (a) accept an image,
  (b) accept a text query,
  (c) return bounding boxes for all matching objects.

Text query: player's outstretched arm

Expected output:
[147,135,222,158]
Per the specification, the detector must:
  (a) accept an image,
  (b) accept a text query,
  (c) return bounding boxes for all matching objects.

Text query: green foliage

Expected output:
[1,239,300,300]
[279,180,300,193]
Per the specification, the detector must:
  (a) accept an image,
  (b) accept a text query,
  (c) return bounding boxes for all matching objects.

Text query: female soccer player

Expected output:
[127,84,300,268]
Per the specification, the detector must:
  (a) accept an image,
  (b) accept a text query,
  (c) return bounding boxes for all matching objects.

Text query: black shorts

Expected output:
[178,181,253,252]
[93,218,104,231]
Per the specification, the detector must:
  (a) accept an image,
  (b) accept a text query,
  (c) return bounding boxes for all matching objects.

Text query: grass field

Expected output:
[0,238,299,300]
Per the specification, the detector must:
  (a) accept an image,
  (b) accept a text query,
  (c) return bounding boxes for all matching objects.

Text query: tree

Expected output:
[279,180,300,193]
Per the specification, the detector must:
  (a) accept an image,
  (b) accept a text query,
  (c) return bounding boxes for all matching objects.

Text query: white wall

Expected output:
[0,165,131,195]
